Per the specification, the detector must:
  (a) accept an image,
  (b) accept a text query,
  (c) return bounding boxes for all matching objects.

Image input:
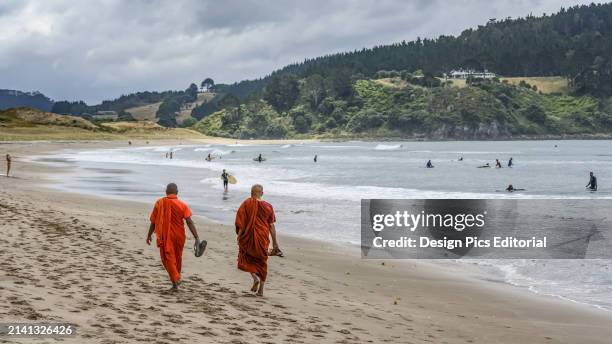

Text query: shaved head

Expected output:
[166,183,178,195]
[251,184,263,198]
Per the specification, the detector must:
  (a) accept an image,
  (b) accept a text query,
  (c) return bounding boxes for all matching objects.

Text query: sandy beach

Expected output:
[2,141,612,344]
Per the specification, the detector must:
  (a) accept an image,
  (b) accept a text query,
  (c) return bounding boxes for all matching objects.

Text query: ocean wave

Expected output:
[375,144,403,151]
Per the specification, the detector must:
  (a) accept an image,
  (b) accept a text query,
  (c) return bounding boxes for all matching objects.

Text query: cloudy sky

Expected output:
[0,0,603,103]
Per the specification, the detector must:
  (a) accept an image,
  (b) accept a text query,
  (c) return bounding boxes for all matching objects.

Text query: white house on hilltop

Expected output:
[445,69,496,80]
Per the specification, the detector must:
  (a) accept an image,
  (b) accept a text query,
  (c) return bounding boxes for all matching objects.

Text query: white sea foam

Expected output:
[375,144,403,150]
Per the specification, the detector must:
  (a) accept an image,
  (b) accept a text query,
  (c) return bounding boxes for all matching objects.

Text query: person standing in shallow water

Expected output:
[221,169,229,192]
[5,154,11,177]
[314,155,318,163]
[586,171,598,191]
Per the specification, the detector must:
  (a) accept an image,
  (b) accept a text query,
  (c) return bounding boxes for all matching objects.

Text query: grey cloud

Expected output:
[0,0,603,103]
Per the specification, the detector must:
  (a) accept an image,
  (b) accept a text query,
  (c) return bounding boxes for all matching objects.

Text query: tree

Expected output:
[180,117,197,128]
[302,74,326,109]
[263,74,299,113]
[201,78,215,92]
[118,110,135,121]
[218,93,241,109]
[157,113,177,127]
[186,83,198,102]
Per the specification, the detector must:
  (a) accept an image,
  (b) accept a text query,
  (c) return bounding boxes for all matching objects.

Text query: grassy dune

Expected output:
[0,108,206,141]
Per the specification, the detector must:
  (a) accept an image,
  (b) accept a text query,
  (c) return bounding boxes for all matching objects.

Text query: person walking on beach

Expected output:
[221,169,229,192]
[146,183,200,291]
[586,171,598,191]
[5,154,11,177]
[235,184,281,296]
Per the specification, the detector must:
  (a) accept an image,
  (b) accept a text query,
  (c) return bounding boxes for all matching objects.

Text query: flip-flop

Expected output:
[194,239,208,257]
[268,247,284,257]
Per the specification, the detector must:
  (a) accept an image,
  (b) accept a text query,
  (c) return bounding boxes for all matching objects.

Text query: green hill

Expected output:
[193,75,612,139]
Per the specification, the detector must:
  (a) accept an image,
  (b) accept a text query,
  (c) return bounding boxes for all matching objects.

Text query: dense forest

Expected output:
[0,89,53,112]
[223,2,612,99]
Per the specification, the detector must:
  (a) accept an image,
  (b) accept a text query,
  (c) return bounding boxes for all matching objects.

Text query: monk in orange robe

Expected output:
[147,183,200,291]
[235,184,280,296]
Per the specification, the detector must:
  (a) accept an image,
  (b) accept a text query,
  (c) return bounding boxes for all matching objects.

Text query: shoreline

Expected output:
[2,140,612,343]
[4,131,612,146]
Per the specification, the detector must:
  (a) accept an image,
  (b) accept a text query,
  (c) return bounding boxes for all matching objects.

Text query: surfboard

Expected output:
[205,156,217,161]
[228,175,237,184]
[253,157,267,162]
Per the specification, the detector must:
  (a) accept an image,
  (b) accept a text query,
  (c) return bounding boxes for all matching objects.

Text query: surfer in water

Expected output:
[207,153,212,161]
[505,184,526,192]
[314,155,318,163]
[505,184,525,192]
[495,159,502,168]
[257,154,263,163]
[426,160,434,168]
[458,156,463,161]
[586,171,598,191]
[508,157,513,167]
[221,169,229,192]
[169,151,173,159]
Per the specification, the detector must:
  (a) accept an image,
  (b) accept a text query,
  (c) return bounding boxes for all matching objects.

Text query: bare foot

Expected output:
[170,280,181,292]
[249,273,260,292]
[256,281,264,297]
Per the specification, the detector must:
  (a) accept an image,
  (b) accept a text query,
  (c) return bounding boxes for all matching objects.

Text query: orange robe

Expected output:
[235,197,276,281]
[149,194,192,283]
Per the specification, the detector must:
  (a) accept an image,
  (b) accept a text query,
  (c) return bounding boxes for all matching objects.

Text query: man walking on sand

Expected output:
[5,154,11,177]
[235,184,281,296]
[147,183,200,291]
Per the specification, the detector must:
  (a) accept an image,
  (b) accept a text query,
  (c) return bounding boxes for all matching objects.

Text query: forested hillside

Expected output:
[0,89,54,112]
[189,3,612,139]
[223,3,612,99]
[193,74,612,139]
